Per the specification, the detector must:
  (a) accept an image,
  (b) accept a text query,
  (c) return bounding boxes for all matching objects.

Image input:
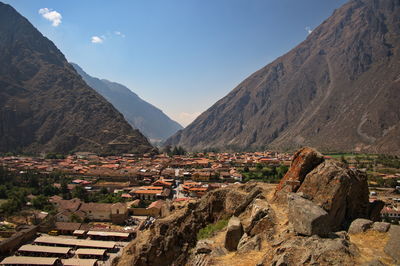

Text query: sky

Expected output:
[4,0,347,127]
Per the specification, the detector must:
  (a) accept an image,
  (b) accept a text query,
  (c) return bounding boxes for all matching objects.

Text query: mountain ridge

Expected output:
[71,63,183,143]
[166,0,400,155]
[0,2,154,155]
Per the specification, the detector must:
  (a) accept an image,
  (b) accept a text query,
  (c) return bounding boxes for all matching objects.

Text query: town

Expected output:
[0,150,399,265]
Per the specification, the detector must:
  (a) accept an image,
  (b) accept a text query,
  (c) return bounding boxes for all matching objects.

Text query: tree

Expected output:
[0,185,7,199]
[72,186,88,201]
[32,195,49,210]
[70,213,82,223]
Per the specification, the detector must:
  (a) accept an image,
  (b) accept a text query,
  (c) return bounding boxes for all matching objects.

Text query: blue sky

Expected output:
[4,0,347,126]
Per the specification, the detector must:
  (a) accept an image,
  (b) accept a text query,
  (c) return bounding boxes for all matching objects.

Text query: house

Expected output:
[51,198,82,212]
[55,209,86,223]
[152,180,172,189]
[381,207,400,221]
[133,190,163,201]
[110,203,128,224]
[192,171,212,182]
[55,222,82,235]
[79,203,112,221]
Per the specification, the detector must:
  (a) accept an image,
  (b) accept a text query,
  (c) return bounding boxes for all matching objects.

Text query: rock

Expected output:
[271,235,354,266]
[384,225,400,262]
[369,200,385,221]
[224,216,244,251]
[332,231,349,240]
[348,219,373,234]
[211,246,227,257]
[245,199,275,237]
[287,193,331,236]
[371,222,391,233]
[274,147,324,201]
[297,160,371,230]
[250,199,270,222]
[274,147,377,231]
[361,259,387,266]
[273,254,289,266]
[233,187,263,216]
[194,240,213,254]
[237,234,261,253]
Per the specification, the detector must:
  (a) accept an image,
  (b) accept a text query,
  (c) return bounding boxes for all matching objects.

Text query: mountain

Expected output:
[166,0,400,154]
[71,63,183,143]
[0,2,154,155]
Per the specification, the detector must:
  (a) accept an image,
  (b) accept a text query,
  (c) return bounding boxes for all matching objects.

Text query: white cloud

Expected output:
[305,26,313,34]
[39,8,62,27]
[91,36,104,44]
[114,31,126,38]
[177,112,201,127]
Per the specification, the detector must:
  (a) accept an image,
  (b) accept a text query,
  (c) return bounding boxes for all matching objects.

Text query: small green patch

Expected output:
[197,218,229,240]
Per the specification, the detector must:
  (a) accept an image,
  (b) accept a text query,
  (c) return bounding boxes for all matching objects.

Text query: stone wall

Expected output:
[0,225,37,256]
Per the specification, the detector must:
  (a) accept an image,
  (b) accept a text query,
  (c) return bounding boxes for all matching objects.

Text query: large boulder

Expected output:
[371,222,391,233]
[274,147,324,202]
[287,193,331,236]
[297,160,371,230]
[384,225,400,262]
[271,236,354,265]
[237,233,261,253]
[224,216,244,251]
[348,218,373,234]
[245,199,274,237]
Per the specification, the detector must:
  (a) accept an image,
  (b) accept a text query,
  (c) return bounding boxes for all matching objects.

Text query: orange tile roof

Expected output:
[133,190,163,194]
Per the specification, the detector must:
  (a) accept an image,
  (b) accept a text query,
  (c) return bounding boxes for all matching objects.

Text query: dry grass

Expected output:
[350,230,395,265]
[210,249,266,266]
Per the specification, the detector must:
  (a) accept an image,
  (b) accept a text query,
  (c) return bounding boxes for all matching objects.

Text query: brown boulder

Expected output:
[274,147,324,202]
[297,160,370,230]
[224,216,244,251]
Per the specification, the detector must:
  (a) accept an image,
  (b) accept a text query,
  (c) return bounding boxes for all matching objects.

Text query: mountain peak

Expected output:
[71,63,183,142]
[0,4,154,155]
[166,0,400,154]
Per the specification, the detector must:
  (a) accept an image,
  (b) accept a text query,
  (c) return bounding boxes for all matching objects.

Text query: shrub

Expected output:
[197,218,229,240]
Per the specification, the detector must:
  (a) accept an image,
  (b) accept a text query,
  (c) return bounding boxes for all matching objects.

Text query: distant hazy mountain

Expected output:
[166,0,400,154]
[71,63,183,143]
[0,2,154,155]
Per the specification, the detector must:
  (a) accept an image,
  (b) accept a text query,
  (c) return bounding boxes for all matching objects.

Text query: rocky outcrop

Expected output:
[270,235,355,266]
[274,147,324,199]
[348,219,373,234]
[371,222,391,233]
[287,193,330,236]
[224,216,243,251]
[274,147,379,231]
[384,225,400,262]
[298,160,370,230]
[117,150,391,266]
[237,234,261,253]
[117,184,263,266]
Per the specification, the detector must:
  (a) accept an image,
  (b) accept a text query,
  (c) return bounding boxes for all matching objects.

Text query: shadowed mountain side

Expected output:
[0,2,154,155]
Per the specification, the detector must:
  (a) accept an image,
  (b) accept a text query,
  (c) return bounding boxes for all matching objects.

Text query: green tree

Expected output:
[32,195,50,210]
[0,185,7,199]
[71,186,88,201]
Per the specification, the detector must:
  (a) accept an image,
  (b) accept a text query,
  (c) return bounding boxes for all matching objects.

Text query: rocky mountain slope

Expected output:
[0,2,154,155]
[166,0,400,154]
[117,148,398,266]
[71,63,183,142]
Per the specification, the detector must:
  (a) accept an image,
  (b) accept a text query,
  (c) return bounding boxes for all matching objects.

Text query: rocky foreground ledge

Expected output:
[117,148,398,266]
